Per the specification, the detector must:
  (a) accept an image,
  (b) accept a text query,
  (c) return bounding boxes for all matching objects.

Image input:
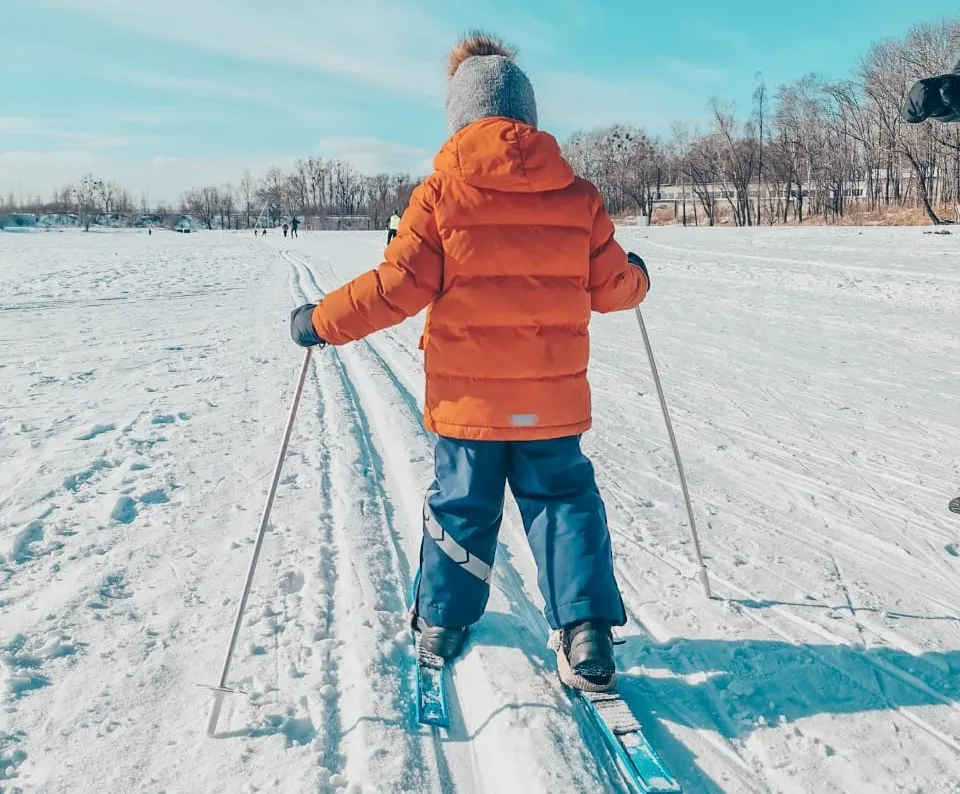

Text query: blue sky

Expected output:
[1,0,957,204]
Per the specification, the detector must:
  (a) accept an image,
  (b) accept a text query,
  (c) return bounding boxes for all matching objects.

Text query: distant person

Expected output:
[291,216,300,238]
[282,223,289,238]
[386,210,401,245]
[903,60,960,123]
[289,32,649,692]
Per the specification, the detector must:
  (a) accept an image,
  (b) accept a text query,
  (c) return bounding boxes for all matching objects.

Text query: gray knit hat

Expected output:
[445,33,538,135]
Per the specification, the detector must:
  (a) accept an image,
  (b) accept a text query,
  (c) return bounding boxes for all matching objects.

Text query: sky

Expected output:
[1,0,958,205]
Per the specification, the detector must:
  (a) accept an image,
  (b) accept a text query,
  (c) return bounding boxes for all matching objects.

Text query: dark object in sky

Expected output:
[903,60,960,123]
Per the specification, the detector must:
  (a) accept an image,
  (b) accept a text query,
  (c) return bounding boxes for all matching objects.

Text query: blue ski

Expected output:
[410,570,450,729]
[578,690,682,794]
[415,647,449,728]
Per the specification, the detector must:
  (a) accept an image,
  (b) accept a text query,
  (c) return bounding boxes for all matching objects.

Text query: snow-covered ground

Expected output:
[1,226,959,793]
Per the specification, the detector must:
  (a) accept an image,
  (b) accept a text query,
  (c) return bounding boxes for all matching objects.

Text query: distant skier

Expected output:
[903,59,960,123]
[289,32,650,692]
[290,216,300,238]
[386,210,401,245]
[282,223,289,238]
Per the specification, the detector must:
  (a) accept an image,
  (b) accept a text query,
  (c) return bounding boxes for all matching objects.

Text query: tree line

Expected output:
[1,159,418,232]
[4,19,959,228]
[563,20,960,226]
[179,159,419,231]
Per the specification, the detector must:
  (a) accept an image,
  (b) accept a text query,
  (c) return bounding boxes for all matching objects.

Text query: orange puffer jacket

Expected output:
[311,117,649,441]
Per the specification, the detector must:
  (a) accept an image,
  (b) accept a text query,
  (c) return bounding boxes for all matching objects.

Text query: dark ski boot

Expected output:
[412,615,466,662]
[555,620,616,692]
[950,496,960,514]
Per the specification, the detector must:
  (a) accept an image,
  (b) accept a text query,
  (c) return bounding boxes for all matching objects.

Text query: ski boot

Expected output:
[553,620,616,692]
[411,614,467,664]
[950,496,960,514]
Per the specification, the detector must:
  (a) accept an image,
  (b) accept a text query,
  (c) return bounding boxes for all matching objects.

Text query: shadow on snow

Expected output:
[441,597,960,793]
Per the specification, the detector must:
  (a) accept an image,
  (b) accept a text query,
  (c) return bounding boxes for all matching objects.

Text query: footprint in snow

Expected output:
[139,488,170,506]
[2,635,55,698]
[11,521,46,564]
[151,413,190,426]
[88,573,131,610]
[0,732,27,779]
[75,423,116,441]
[111,496,138,524]
[64,458,115,492]
[252,713,317,747]
[278,569,305,596]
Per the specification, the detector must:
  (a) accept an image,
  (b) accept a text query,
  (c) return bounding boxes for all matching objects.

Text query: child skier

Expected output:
[290,32,650,691]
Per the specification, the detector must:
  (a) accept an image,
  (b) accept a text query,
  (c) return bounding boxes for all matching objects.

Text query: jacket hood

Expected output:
[433,117,575,192]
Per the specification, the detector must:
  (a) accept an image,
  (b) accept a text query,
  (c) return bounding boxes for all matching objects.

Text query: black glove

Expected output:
[627,252,650,290]
[290,304,326,347]
[903,73,960,123]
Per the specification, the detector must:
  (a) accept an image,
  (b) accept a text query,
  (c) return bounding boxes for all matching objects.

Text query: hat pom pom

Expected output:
[448,31,517,77]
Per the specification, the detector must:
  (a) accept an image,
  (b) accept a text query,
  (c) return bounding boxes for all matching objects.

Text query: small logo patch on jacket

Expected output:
[511,414,538,427]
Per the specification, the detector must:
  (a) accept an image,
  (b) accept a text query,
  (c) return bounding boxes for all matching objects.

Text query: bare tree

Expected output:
[181,186,218,230]
[366,172,393,230]
[237,171,254,229]
[74,174,98,230]
[97,180,116,215]
[258,168,286,225]
[753,75,767,225]
[217,183,235,230]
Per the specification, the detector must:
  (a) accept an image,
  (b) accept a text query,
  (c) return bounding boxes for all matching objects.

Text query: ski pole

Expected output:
[204,346,314,737]
[635,307,712,599]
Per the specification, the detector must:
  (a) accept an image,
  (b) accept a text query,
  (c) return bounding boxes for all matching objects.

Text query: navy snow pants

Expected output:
[413,435,626,630]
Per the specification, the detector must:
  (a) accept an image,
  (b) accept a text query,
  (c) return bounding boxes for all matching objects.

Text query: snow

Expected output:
[1,226,959,793]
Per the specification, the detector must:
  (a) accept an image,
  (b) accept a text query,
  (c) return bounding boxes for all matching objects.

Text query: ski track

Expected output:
[1,227,960,793]
[289,251,448,794]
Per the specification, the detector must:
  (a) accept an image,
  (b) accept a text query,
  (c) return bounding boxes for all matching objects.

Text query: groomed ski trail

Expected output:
[286,253,459,793]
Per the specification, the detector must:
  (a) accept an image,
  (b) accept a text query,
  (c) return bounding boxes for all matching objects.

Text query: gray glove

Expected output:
[628,252,650,290]
[290,304,326,347]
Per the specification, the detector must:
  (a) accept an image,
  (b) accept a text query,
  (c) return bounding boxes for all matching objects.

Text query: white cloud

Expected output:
[0,136,435,205]
[0,149,303,205]
[657,58,726,85]
[535,71,710,134]
[0,150,108,200]
[0,117,135,148]
[113,70,343,126]
[317,136,433,175]
[151,155,183,167]
[34,0,451,103]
